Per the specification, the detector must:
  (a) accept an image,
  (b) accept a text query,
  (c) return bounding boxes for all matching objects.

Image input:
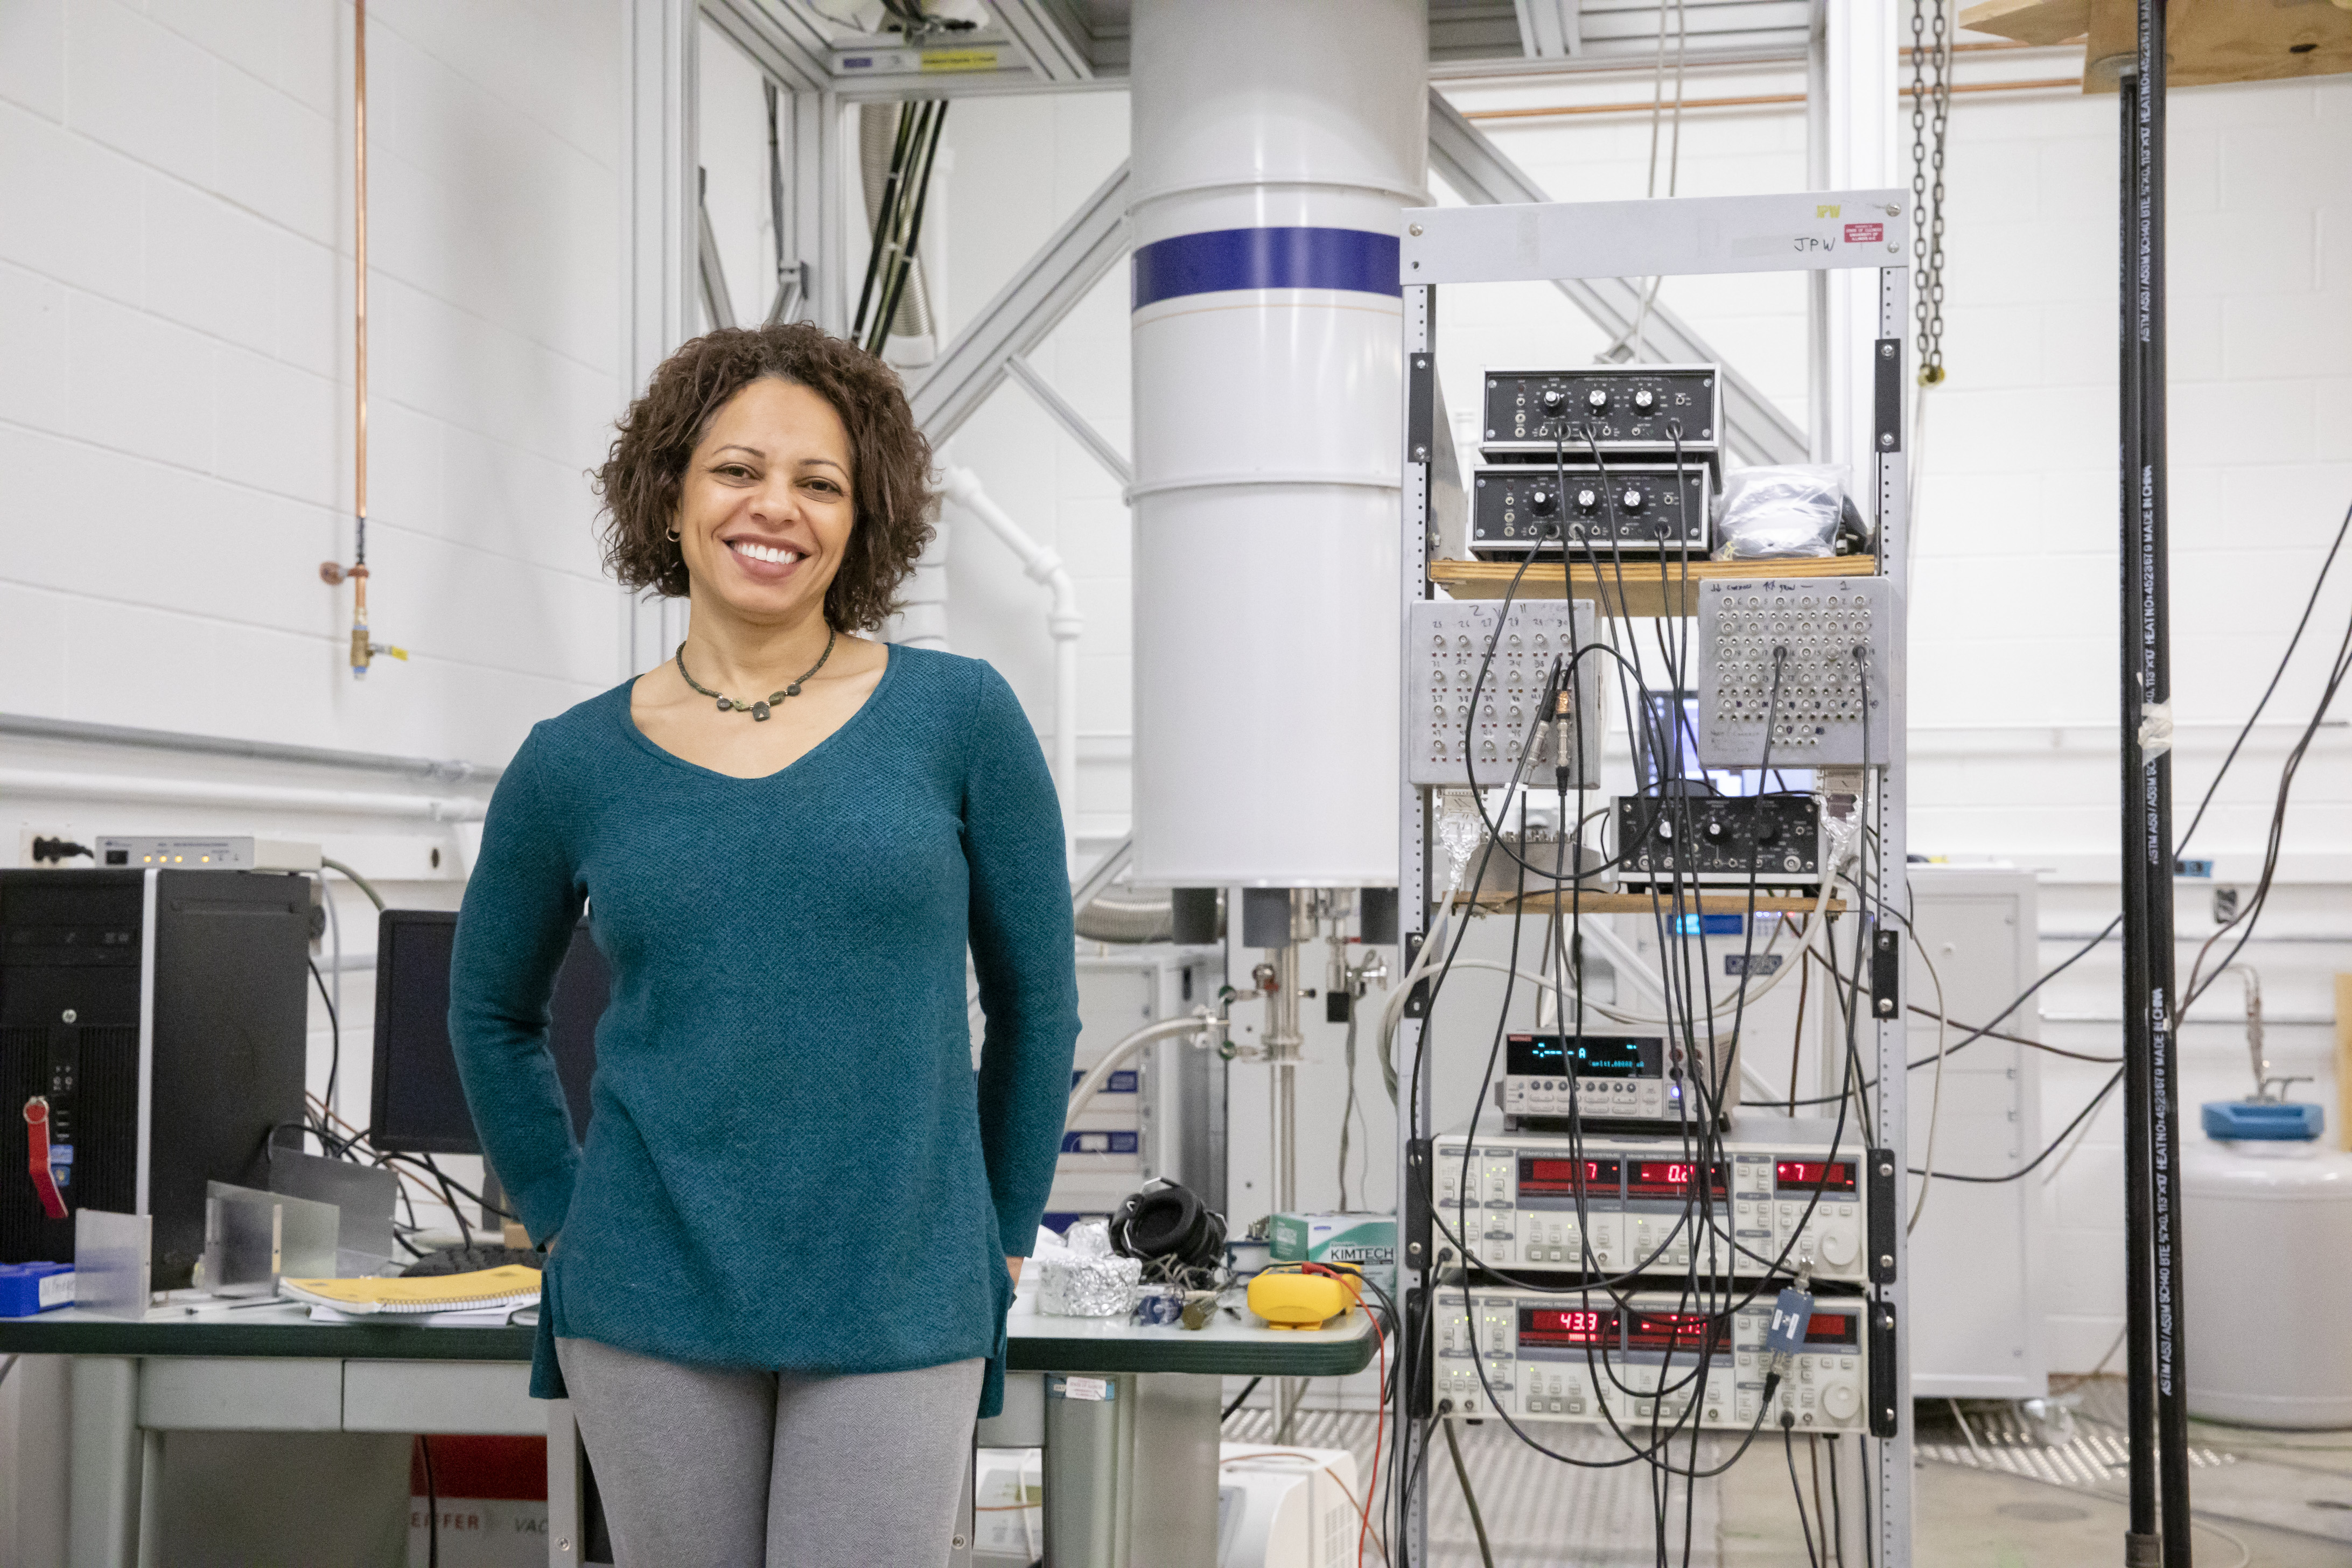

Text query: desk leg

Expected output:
[135,1430,160,1568]
[547,1399,583,1568]
[1131,1375,1220,1568]
[1041,1373,1135,1568]
[65,1356,141,1568]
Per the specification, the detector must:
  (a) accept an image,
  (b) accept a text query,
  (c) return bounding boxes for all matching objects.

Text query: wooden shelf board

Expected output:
[1462,890,1842,915]
[1430,555,1875,617]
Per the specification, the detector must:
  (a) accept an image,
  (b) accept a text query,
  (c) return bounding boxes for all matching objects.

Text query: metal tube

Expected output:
[2134,1,2193,1556]
[2116,69,2161,1564]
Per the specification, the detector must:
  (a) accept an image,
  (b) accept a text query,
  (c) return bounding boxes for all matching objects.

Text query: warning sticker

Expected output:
[1844,223,1885,243]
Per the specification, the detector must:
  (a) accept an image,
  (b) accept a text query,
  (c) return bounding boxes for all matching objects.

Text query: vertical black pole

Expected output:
[2135,1,2195,1558]
[2115,64,2161,1568]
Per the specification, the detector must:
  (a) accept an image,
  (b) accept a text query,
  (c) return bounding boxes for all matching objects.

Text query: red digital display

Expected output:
[1519,1307,1614,1347]
[1518,1157,1621,1195]
[1626,1312,1724,1355]
[1774,1160,1858,1194]
[1626,1159,1729,1201]
[1803,1312,1859,1347]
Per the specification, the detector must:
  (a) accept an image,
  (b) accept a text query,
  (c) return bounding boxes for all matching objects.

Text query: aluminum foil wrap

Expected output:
[1064,1218,1115,1258]
[1035,1253,1141,1318]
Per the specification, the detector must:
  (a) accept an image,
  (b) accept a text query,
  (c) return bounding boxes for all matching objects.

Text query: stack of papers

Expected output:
[281,1265,542,1324]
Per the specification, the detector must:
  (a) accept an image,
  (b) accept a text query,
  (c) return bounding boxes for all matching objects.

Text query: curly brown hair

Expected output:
[594,324,935,632]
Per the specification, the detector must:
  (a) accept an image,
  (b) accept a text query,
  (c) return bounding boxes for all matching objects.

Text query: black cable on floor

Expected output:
[1782,1418,1821,1568]
[418,1434,440,1568]
[1443,1417,1497,1568]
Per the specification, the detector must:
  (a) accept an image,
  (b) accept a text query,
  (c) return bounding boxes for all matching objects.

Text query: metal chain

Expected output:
[1909,0,1951,383]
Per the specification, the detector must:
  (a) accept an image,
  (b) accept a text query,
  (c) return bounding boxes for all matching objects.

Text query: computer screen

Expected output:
[1640,691,1815,797]
[370,910,605,1154]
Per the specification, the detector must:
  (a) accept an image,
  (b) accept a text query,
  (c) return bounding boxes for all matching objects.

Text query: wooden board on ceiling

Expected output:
[1960,0,2352,89]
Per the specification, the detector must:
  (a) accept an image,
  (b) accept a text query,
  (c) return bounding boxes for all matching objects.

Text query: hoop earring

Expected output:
[665,528,680,541]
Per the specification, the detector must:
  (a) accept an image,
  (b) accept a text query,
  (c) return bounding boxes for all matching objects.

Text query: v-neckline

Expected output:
[615,643,901,782]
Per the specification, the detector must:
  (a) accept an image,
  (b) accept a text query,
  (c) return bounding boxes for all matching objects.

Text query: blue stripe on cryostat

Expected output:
[1130,226,1403,309]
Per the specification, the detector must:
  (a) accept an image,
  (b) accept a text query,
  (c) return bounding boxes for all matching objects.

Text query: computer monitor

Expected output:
[1639,691,1815,797]
[370,910,605,1154]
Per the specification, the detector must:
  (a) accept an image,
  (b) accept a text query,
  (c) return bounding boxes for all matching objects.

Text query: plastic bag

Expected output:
[1713,465,1850,561]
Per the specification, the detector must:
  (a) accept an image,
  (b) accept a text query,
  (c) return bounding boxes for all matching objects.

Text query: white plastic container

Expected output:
[2181,1130,2352,1427]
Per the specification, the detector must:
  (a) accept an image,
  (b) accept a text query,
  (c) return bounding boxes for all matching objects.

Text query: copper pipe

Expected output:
[350,0,371,676]
[354,0,368,544]
[1464,75,2082,122]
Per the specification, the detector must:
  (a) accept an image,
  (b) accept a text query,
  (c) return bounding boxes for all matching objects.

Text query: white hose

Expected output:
[1064,1015,1215,1130]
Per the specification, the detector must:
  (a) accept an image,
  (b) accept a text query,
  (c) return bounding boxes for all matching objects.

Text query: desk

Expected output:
[4,1288,1377,1568]
[983,1285,1380,1568]
[0,1303,539,1568]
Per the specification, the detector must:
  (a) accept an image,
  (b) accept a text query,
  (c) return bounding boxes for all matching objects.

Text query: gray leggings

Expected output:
[557,1336,982,1568]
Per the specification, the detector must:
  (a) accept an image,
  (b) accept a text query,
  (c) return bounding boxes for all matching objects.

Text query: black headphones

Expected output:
[1109,1180,1227,1274]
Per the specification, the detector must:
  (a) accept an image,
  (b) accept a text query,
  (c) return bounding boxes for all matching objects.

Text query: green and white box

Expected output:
[1267,1213,1395,1290]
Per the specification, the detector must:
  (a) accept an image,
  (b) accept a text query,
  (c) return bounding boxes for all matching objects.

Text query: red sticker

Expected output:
[1844,223,1884,243]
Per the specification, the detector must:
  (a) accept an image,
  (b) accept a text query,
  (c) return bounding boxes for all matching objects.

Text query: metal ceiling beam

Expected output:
[699,0,830,93]
[1004,354,1131,487]
[1426,89,1806,465]
[907,161,1131,445]
[1513,0,1581,58]
[985,0,1096,82]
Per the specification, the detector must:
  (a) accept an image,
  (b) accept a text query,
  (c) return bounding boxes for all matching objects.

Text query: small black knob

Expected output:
[1704,819,1726,842]
[1527,487,1556,516]
[1756,820,1783,846]
[1541,387,1568,414]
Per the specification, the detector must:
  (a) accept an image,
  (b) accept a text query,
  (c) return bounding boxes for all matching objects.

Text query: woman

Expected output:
[449,323,1080,1567]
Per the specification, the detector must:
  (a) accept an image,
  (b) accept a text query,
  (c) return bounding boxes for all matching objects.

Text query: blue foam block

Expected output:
[0,1261,74,1317]
[2201,1101,2325,1142]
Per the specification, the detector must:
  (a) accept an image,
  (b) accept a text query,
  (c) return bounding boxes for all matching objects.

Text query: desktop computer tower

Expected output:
[0,869,310,1289]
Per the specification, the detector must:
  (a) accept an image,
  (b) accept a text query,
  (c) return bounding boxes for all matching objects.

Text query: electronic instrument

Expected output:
[1493,1032,1734,1132]
[1479,365,1721,461]
[1695,577,1895,767]
[1613,793,1825,892]
[1433,1117,1874,1283]
[1469,465,1710,556]
[1407,600,1606,789]
[1431,1286,1869,1432]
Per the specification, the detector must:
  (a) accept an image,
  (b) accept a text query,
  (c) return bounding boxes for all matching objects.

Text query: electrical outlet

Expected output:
[18,827,92,868]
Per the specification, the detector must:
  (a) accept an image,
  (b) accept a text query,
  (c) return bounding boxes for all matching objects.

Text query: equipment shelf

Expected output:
[1429,555,1875,617]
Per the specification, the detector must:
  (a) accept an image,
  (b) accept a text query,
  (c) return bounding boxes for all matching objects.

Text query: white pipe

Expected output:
[939,466,1082,861]
[0,768,487,823]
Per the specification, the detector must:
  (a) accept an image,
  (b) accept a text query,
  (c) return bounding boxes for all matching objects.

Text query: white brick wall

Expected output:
[0,0,629,764]
[0,1,631,1224]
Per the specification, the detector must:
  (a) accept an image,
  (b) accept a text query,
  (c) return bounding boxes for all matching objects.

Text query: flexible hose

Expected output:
[1063,1015,1214,1130]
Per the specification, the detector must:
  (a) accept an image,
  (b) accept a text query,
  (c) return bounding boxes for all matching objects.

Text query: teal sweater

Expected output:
[448,646,1080,1416]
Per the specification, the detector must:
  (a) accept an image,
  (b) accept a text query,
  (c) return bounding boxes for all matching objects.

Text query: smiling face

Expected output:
[674,377,856,627]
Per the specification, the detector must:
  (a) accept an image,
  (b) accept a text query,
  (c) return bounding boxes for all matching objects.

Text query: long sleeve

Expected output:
[448,729,590,1243]
[963,664,1082,1255]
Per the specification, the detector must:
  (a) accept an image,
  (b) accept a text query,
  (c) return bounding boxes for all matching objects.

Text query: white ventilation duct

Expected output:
[1126,0,1425,887]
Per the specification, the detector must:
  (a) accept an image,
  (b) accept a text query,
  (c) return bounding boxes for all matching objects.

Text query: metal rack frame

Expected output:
[1391,190,1916,1566]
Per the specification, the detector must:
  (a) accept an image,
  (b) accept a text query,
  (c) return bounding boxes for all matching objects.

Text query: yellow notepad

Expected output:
[279,1265,543,1317]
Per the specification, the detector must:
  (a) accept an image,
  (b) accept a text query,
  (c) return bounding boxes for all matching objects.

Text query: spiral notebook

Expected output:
[279,1265,542,1317]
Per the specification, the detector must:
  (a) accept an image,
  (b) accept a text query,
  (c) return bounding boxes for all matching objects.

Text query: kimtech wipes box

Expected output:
[1266,1213,1395,1291]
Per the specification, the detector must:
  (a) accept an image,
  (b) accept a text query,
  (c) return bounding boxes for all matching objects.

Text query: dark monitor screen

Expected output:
[371,910,604,1154]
